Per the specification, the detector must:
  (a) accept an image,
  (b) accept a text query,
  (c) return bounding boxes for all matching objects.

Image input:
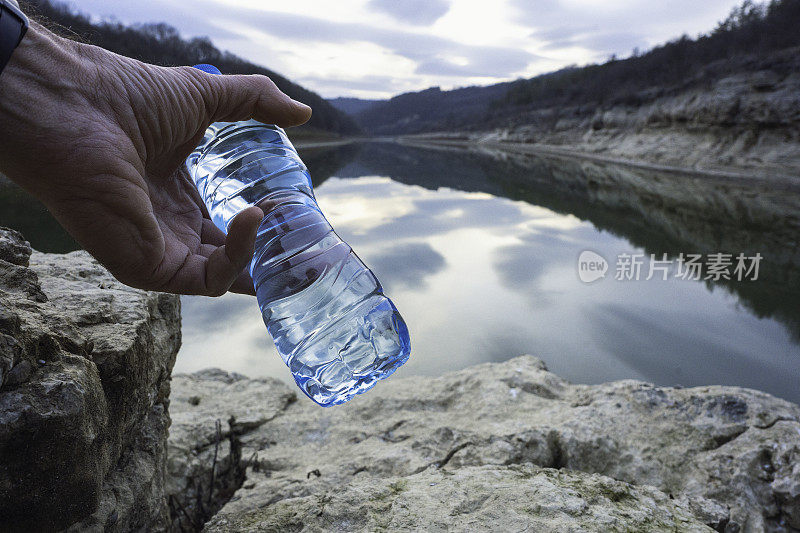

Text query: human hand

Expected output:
[0,22,311,295]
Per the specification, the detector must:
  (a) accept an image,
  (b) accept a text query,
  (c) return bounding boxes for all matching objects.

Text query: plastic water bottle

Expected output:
[185,65,410,406]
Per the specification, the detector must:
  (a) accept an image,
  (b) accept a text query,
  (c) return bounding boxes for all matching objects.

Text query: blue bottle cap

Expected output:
[192,64,222,75]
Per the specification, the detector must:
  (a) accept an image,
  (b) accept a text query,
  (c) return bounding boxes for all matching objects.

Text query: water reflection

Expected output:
[2,142,798,404]
[368,242,446,291]
[336,141,800,343]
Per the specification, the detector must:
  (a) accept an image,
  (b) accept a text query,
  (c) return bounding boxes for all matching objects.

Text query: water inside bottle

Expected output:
[186,121,411,405]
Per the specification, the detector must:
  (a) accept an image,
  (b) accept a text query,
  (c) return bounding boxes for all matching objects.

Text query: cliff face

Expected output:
[0,227,181,531]
[462,49,800,176]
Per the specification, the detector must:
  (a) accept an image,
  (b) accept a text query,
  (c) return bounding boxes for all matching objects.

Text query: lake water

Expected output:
[2,141,799,403]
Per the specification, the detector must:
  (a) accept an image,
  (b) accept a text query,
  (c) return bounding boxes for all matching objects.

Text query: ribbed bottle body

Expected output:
[186,121,410,405]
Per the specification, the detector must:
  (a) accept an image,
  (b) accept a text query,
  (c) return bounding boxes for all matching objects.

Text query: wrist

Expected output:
[0,0,28,73]
[0,21,84,106]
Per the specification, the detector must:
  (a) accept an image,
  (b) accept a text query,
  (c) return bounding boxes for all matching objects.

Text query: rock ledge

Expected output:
[0,227,181,531]
[170,355,800,532]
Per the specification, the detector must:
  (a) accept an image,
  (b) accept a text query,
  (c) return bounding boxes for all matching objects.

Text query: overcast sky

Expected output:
[69,0,745,99]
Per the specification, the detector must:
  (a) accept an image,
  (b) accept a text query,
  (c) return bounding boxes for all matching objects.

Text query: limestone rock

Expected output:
[166,369,296,530]
[206,465,712,532]
[0,228,181,531]
[170,355,800,532]
[0,227,31,267]
[475,48,800,177]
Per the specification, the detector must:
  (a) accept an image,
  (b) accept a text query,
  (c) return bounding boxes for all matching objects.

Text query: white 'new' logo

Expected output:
[577,250,608,283]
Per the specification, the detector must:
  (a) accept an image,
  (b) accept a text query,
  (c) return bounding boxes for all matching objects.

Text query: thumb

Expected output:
[191,69,312,127]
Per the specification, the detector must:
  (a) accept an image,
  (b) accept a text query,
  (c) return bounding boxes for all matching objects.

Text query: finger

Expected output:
[190,69,312,128]
[164,207,262,296]
[198,244,255,295]
[230,270,256,296]
[200,209,264,262]
[203,206,263,295]
[224,206,264,267]
[201,218,226,247]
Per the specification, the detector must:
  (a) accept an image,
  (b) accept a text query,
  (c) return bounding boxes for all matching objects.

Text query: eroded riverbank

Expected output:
[399,136,800,185]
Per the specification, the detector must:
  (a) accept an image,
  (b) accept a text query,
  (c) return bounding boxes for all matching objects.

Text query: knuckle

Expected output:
[251,74,280,96]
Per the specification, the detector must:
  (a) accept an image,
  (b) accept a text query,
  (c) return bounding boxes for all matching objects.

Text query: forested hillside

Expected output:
[354,83,512,135]
[499,0,800,110]
[354,0,800,135]
[328,97,382,117]
[22,0,360,135]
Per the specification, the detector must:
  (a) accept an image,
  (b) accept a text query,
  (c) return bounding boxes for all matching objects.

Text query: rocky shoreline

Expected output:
[1,227,799,532]
[398,136,800,184]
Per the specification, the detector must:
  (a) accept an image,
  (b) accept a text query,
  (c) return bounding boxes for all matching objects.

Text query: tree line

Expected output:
[500,0,800,109]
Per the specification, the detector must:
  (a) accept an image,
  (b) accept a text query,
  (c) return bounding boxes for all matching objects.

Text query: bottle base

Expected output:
[295,347,411,406]
[280,297,412,407]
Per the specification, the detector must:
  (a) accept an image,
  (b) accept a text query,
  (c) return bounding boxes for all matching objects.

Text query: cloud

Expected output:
[70,0,744,98]
[195,7,538,80]
[366,242,446,290]
[367,0,451,26]
[71,0,244,41]
[531,27,648,57]
[416,48,535,77]
[180,294,254,333]
[512,0,742,58]
[297,75,400,92]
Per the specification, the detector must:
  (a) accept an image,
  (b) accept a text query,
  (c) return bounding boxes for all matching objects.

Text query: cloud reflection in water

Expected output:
[177,174,800,404]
